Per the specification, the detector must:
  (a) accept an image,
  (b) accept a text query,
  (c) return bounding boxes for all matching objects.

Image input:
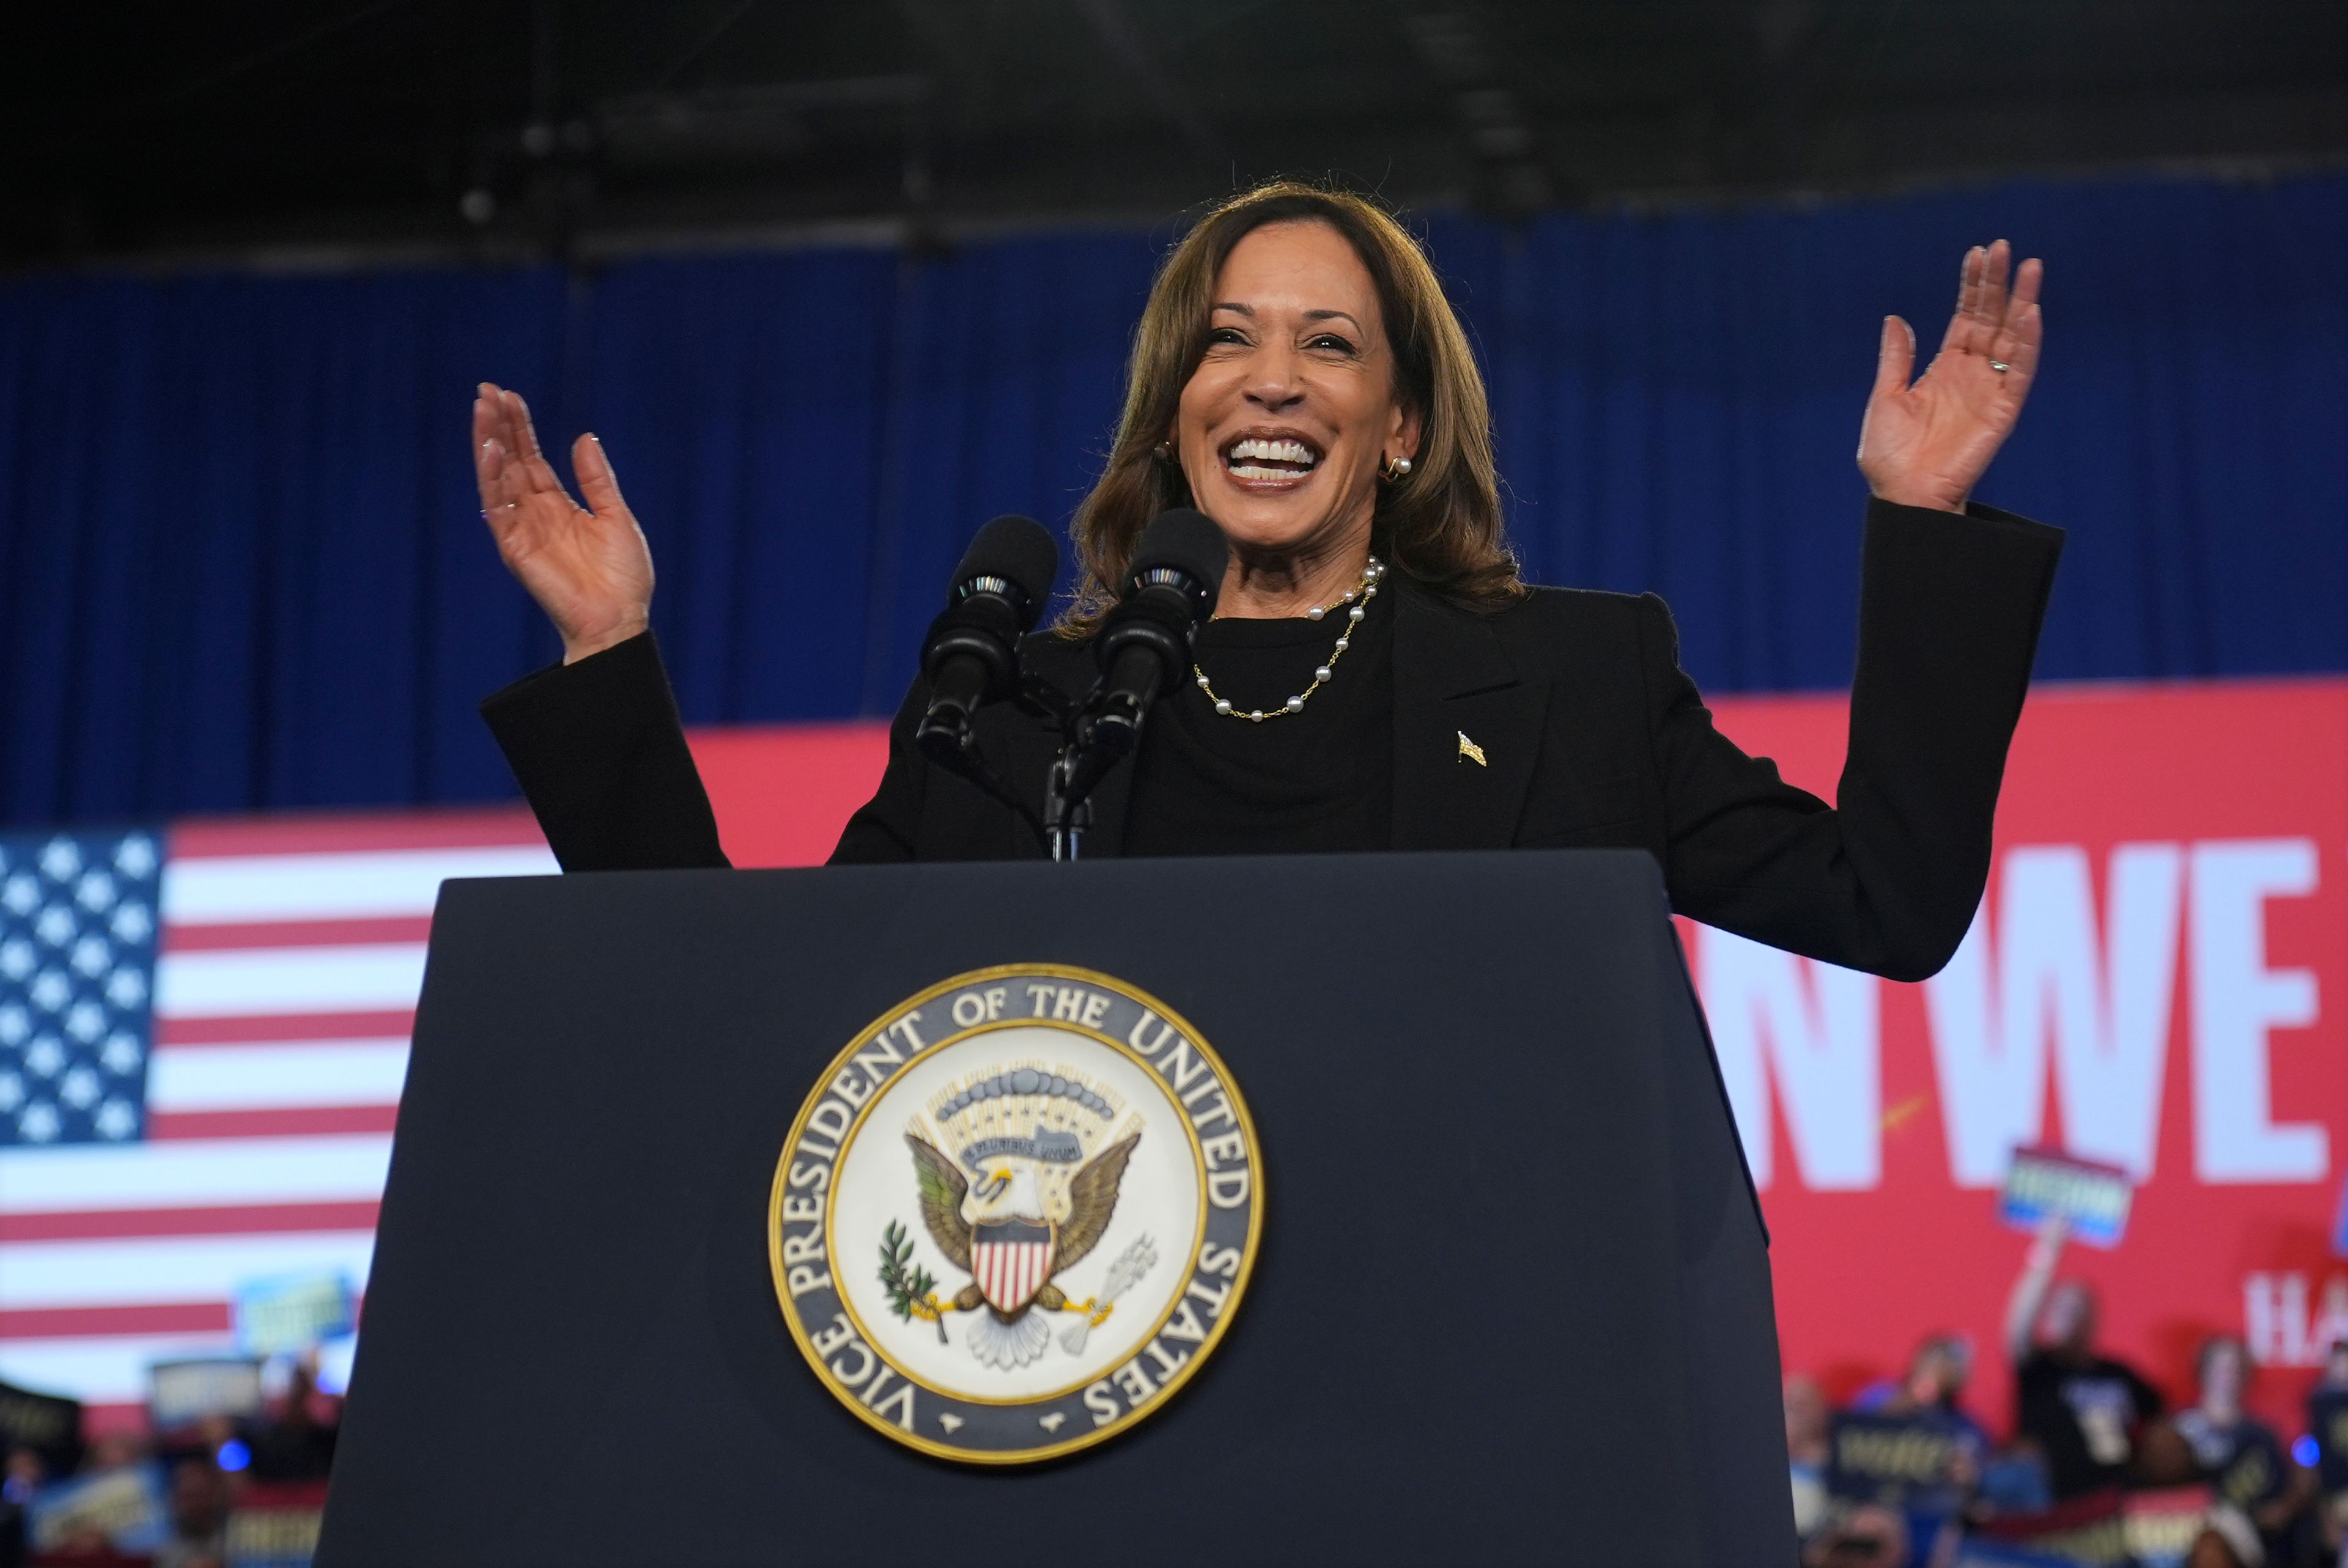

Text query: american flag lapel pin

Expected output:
[1456,731,1487,767]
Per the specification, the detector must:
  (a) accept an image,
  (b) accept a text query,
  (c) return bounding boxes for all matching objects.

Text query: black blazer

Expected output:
[482,498,2062,982]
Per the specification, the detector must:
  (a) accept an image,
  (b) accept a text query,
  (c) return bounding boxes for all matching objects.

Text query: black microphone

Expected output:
[915,515,1059,764]
[1086,508,1228,751]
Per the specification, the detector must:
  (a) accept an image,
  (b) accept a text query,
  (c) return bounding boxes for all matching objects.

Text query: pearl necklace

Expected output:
[1192,556,1386,723]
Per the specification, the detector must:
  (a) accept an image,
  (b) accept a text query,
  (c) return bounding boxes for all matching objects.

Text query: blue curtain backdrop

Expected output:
[1,172,2341,827]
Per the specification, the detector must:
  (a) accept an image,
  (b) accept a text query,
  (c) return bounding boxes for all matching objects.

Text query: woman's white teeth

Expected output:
[1226,437,1320,479]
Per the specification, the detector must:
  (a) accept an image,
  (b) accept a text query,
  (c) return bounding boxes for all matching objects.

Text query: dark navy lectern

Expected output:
[317,851,1794,1566]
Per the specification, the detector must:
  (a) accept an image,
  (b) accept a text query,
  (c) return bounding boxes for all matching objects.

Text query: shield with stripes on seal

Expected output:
[969,1218,1055,1314]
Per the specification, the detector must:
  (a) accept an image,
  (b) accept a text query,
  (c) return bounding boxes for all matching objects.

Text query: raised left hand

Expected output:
[1859,239,2043,513]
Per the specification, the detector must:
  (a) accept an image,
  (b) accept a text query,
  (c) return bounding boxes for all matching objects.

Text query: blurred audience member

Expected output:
[0,1445,39,1568]
[1825,1353,1982,1566]
[245,1362,336,1483]
[2176,1334,2311,1560]
[1789,1374,1832,1536]
[2004,1216,2164,1500]
[2308,1338,2348,1566]
[2132,1413,2205,1489]
[155,1454,229,1568]
[1855,1334,1992,1454]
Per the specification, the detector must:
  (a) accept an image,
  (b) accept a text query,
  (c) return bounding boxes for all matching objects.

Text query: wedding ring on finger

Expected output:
[1987,359,2012,374]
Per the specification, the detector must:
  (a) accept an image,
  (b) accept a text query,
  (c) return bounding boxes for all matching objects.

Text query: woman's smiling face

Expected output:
[1173,219,1419,565]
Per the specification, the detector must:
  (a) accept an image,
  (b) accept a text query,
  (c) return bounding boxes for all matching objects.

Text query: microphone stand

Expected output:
[917,671,1130,863]
[1043,752,1090,862]
[1041,707,1139,862]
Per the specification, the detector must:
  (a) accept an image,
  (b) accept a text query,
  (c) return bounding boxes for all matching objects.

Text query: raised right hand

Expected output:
[473,383,655,664]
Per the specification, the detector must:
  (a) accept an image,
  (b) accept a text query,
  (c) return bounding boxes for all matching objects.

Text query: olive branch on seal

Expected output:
[879,1221,948,1343]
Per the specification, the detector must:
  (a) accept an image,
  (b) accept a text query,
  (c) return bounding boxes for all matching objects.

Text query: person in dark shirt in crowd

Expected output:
[245,1362,337,1482]
[2309,1337,2348,1566]
[2003,1216,2163,1499]
[156,1453,229,1568]
[1853,1333,1993,1456]
[0,1445,40,1568]
[2176,1333,2313,1559]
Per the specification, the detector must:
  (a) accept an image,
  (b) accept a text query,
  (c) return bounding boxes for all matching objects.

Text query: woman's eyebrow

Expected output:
[1209,301,1365,333]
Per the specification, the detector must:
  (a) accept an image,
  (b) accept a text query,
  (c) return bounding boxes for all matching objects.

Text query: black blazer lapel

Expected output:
[1390,580,1548,851]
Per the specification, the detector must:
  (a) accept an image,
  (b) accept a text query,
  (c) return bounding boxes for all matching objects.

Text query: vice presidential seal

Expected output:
[769,963,1263,1463]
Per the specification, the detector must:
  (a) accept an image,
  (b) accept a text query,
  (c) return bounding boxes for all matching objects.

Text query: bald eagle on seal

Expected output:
[904,1129,1140,1369]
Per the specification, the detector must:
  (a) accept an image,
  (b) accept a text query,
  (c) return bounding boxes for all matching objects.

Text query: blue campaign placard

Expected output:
[1998,1146,2133,1250]
[232,1270,355,1357]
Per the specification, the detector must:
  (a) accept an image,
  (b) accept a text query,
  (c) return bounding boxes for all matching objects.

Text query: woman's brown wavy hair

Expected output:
[1063,180,1521,632]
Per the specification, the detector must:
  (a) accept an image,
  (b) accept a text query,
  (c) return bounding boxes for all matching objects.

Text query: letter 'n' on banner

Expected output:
[1697,927,1881,1191]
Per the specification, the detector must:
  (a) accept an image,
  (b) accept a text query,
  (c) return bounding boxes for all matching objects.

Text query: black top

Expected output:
[480,498,2066,983]
[2014,1350,2165,1500]
[2176,1408,2289,1511]
[2311,1386,2348,1498]
[1126,592,1394,858]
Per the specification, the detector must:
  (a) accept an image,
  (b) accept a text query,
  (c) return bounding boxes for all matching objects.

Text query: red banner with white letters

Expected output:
[690,675,2348,1438]
[1680,677,2348,1439]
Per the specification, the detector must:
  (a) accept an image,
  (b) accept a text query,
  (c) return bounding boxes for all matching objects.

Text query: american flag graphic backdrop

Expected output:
[0,812,554,1419]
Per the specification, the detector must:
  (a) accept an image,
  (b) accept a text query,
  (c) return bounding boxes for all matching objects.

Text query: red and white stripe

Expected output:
[0,811,555,1427]
[973,1237,1052,1313]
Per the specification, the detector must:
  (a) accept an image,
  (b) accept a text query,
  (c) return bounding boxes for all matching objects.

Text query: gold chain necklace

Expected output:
[1191,556,1385,723]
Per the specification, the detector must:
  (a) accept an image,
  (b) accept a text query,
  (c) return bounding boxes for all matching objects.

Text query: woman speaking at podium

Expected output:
[474,182,2058,982]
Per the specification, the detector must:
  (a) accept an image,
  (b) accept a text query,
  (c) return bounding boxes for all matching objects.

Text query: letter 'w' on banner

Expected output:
[1922,844,2184,1188]
[0,815,555,1419]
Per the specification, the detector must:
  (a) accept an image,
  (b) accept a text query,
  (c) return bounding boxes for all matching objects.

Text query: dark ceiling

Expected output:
[7,0,2345,268]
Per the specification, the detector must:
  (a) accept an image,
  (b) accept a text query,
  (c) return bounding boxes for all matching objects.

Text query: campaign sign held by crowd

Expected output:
[232,1270,355,1358]
[769,963,1263,1463]
[1826,1407,1981,1521]
[1997,1146,2134,1249]
[0,1377,80,1473]
[149,1356,264,1432]
[24,1460,169,1556]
